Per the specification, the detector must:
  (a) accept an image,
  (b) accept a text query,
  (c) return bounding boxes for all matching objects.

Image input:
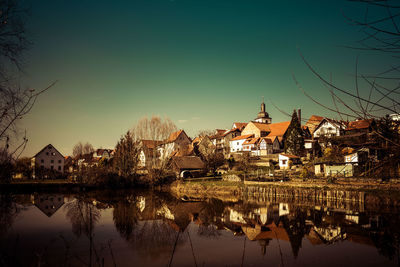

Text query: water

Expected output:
[0,189,399,266]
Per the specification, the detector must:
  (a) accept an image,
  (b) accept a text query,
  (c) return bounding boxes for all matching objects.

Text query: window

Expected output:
[41,159,44,163]
[46,152,49,155]
[58,160,61,163]
[51,160,54,163]
[282,160,287,165]
[52,152,55,156]
[58,166,61,171]
[51,165,54,170]
[237,142,239,145]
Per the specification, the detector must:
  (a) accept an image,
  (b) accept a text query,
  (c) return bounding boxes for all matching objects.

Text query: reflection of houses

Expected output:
[33,194,65,217]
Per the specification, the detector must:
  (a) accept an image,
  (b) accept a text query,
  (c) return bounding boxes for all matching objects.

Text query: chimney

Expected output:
[297,109,301,126]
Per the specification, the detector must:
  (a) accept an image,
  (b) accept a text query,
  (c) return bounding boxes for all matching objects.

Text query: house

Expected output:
[242,137,260,152]
[138,140,163,167]
[31,144,65,178]
[258,137,273,155]
[344,119,374,135]
[93,149,113,159]
[305,115,324,135]
[241,121,290,153]
[266,136,282,153]
[344,148,368,165]
[209,129,228,154]
[170,156,206,178]
[231,122,248,131]
[229,134,254,153]
[278,154,300,169]
[192,135,215,157]
[241,121,271,137]
[314,162,353,177]
[313,118,346,138]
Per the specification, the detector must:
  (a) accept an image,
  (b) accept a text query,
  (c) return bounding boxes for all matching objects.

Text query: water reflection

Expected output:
[0,190,400,266]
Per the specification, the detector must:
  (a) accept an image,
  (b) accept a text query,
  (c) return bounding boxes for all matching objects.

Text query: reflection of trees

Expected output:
[64,197,100,238]
[130,220,181,259]
[281,207,309,258]
[113,197,140,240]
[370,214,400,263]
[0,194,19,237]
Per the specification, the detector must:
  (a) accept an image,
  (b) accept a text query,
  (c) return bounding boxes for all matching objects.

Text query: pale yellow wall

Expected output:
[241,122,261,137]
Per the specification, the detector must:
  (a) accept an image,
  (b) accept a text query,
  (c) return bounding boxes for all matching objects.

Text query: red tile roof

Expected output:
[305,115,324,134]
[251,122,271,132]
[216,129,227,136]
[243,137,260,145]
[222,128,241,137]
[233,122,248,130]
[231,134,254,141]
[260,137,273,144]
[267,121,291,137]
[141,140,163,149]
[166,130,184,143]
[345,119,373,131]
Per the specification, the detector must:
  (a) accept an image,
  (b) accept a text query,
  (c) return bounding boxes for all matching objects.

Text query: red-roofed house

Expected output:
[242,137,260,152]
[232,122,248,131]
[229,134,254,153]
[305,115,324,134]
[345,119,374,135]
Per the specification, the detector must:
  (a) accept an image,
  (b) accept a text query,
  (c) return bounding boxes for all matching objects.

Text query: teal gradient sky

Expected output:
[18,0,393,156]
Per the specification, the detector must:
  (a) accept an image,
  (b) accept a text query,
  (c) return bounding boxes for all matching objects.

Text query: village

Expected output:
[22,99,400,185]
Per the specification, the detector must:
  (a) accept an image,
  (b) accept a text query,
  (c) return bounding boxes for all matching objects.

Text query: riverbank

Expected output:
[168,177,400,207]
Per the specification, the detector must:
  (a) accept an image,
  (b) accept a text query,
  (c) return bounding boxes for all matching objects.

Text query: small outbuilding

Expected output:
[279,154,301,169]
[170,156,206,178]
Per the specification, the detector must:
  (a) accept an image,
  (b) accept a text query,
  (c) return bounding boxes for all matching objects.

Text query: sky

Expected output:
[16,0,395,156]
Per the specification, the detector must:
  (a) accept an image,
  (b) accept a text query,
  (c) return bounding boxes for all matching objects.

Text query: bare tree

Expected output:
[83,142,94,155]
[292,0,400,177]
[0,1,55,169]
[72,141,94,158]
[72,142,84,158]
[131,115,177,185]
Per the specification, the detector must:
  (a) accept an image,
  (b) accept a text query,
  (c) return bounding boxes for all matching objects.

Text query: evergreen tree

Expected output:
[284,110,305,156]
[113,131,140,177]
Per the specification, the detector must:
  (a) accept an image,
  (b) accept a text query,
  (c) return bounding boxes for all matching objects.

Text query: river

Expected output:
[0,189,399,266]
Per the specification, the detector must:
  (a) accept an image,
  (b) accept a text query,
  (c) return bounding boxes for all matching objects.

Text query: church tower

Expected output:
[254,97,271,124]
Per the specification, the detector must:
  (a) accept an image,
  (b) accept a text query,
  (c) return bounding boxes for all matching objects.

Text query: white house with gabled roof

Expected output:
[31,144,64,178]
[229,134,254,153]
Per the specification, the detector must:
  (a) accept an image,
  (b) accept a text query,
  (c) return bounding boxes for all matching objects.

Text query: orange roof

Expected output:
[280,153,300,159]
[345,119,373,131]
[305,115,324,133]
[141,140,163,149]
[166,130,184,143]
[267,121,291,137]
[243,137,260,145]
[233,122,248,130]
[222,127,241,137]
[260,137,273,144]
[251,122,271,132]
[216,129,227,136]
[231,134,254,141]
